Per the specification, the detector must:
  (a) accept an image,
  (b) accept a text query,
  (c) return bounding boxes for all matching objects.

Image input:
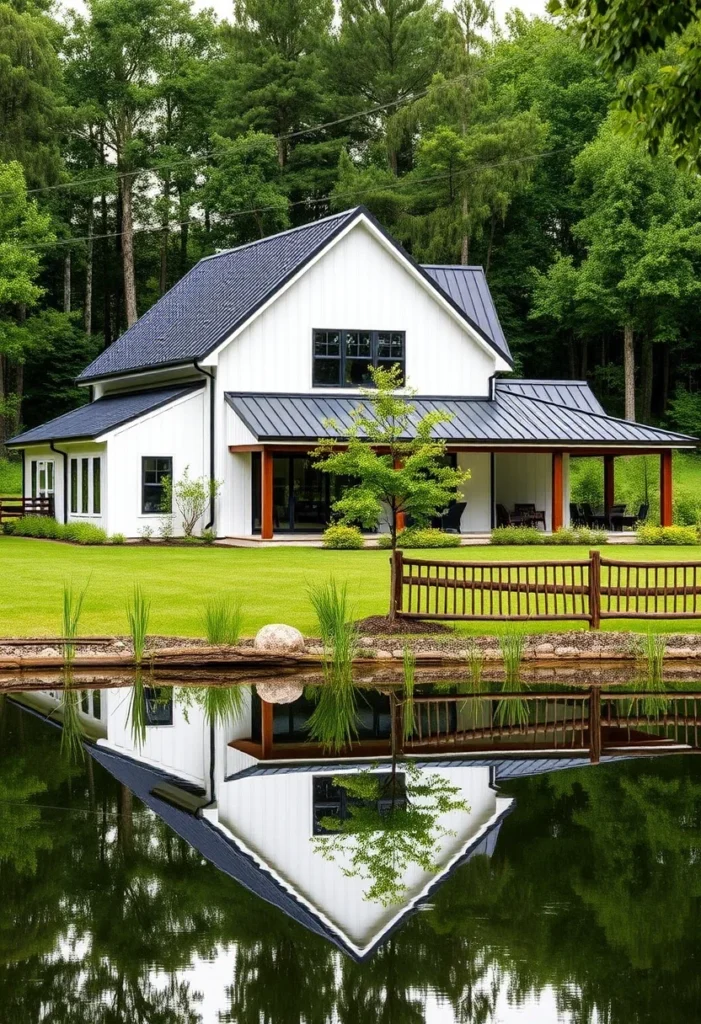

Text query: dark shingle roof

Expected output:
[77,208,512,383]
[225,386,698,448]
[7,383,202,446]
[423,265,511,362]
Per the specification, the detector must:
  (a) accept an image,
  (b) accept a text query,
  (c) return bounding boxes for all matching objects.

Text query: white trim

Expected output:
[200,214,511,371]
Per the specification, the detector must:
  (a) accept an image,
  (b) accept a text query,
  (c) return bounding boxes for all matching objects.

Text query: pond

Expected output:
[2,676,701,1022]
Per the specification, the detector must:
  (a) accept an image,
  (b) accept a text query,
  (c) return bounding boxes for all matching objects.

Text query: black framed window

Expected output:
[93,459,101,514]
[312,329,405,387]
[144,686,174,726]
[142,457,172,514]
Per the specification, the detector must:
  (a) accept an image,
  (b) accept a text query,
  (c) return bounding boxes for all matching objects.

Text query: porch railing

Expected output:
[391,549,701,627]
[0,496,54,523]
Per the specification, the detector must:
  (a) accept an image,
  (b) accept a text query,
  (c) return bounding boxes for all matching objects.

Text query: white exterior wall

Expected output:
[214,764,508,953]
[104,388,206,537]
[458,451,492,532]
[214,222,498,397]
[23,442,107,529]
[495,452,554,531]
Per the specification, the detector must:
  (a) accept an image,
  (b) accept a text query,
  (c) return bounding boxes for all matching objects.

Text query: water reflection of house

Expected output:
[12,683,673,960]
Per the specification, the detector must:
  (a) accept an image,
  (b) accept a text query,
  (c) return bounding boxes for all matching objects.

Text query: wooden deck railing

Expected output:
[391,549,701,627]
[0,496,54,522]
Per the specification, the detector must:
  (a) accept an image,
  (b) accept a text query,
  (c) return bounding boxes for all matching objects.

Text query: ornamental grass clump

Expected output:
[402,646,416,743]
[496,625,530,727]
[306,578,360,752]
[202,596,243,646]
[59,681,85,763]
[61,581,88,665]
[126,584,151,665]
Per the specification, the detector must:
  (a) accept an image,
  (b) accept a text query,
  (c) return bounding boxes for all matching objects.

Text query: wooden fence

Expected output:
[0,496,54,523]
[391,549,701,627]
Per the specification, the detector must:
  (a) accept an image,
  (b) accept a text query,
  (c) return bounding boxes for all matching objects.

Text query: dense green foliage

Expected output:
[377,526,462,548]
[5,514,108,544]
[2,0,701,454]
[321,524,365,549]
[491,524,608,545]
[637,524,699,545]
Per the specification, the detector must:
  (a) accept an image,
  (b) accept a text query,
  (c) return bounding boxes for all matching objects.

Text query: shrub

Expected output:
[490,526,543,545]
[322,524,364,549]
[7,516,106,544]
[637,524,699,545]
[158,516,174,541]
[201,527,217,545]
[162,466,222,537]
[543,527,608,546]
[138,525,154,542]
[377,527,461,549]
[673,489,701,527]
[111,533,126,545]
[62,522,108,545]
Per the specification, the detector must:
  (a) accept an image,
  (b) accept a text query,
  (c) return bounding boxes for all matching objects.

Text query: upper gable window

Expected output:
[312,329,405,387]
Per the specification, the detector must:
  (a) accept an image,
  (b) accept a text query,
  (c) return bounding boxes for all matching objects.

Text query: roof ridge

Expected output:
[199,207,360,263]
[503,390,698,440]
[422,263,485,272]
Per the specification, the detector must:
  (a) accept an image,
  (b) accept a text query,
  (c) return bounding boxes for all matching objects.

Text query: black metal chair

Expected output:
[581,502,608,528]
[438,501,467,533]
[570,502,585,526]
[608,503,628,531]
[515,502,546,529]
[616,503,650,530]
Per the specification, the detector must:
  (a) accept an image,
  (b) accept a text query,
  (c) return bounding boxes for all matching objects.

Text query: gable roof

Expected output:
[495,379,605,415]
[423,265,511,362]
[6,383,202,447]
[225,385,698,448]
[77,207,512,383]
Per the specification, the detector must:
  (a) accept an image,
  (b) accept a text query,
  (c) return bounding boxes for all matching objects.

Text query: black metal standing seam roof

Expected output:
[495,379,606,415]
[6,383,203,446]
[76,207,512,384]
[422,265,511,362]
[225,389,698,447]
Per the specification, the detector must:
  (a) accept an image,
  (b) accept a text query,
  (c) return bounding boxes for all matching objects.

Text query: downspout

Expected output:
[49,441,69,523]
[209,722,216,803]
[20,449,25,499]
[193,359,215,531]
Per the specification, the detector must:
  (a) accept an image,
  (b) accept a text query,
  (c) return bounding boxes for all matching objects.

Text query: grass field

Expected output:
[3,536,701,638]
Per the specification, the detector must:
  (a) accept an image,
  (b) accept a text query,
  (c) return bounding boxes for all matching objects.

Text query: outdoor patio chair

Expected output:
[580,503,608,529]
[570,503,585,526]
[515,503,546,529]
[616,503,650,530]
[607,504,628,530]
[496,503,524,527]
[437,501,467,533]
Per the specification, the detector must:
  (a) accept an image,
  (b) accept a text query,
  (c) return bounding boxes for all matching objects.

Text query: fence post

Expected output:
[589,685,601,764]
[589,549,601,629]
[392,549,404,616]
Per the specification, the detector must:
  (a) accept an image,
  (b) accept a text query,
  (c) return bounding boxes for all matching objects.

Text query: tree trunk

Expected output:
[568,334,576,379]
[120,174,137,327]
[580,337,588,378]
[460,194,469,265]
[85,200,93,335]
[485,213,496,276]
[276,136,287,169]
[100,128,111,347]
[640,333,653,423]
[623,324,635,422]
[159,170,170,296]
[63,252,71,313]
[115,187,123,334]
[12,361,23,439]
[179,189,189,275]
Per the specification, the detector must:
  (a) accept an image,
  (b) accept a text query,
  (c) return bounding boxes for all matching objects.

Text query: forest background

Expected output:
[3,0,701,486]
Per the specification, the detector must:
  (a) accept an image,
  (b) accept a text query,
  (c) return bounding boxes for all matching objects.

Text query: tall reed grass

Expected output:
[306,578,360,751]
[201,597,244,646]
[402,646,416,742]
[60,679,85,762]
[128,670,148,748]
[496,626,530,727]
[61,582,88,664]
[126,585,151,664]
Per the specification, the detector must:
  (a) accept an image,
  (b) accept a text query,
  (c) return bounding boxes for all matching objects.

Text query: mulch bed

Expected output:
[354,615,452,636]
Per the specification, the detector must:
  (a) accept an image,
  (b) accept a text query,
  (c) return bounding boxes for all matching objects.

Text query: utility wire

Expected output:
[19,146,575,251]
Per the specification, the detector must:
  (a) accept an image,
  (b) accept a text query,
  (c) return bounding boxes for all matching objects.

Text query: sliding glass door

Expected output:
[252,454,345,533]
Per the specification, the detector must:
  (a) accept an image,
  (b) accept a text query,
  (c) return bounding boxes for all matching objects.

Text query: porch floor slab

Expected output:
[215,531,639,548]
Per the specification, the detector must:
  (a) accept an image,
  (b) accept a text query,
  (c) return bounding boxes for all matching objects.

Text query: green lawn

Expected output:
[2,536,701,638]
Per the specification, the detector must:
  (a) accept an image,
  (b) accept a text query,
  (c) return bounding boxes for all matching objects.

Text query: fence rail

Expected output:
[0,496,54,523]
[392,549,701,627]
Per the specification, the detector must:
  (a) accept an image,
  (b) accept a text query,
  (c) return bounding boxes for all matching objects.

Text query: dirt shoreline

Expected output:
[2,630,701,670]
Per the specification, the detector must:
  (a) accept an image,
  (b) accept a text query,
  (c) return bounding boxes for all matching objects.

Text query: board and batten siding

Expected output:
[214,222,498,397]
[105,388,206,537]
[215,764,505,952]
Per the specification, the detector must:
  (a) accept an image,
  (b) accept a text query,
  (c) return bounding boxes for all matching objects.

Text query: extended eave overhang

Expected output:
[226,391,699,451]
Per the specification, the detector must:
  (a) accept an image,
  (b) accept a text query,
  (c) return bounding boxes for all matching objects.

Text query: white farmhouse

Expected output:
[8,207,695,538]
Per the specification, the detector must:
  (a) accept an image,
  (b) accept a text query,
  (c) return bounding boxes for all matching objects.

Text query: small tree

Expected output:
[312,365,470,617]
[313,365,469,546]
[162,466,221,537]
[312,761,469,907]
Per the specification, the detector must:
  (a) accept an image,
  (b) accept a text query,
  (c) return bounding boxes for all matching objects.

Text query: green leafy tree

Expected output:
[204,132,289,244]
[312,364,469,562]
[313,762,469,906]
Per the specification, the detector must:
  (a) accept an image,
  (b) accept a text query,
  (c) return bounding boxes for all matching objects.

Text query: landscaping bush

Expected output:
[490,526,543,545]
[673,489,701,526]
[544,527,608,545]
[637,524,699,545]
[378,527,461,549]
[322,524,364,549]
[6,515,107,544]
[111,533,126,545]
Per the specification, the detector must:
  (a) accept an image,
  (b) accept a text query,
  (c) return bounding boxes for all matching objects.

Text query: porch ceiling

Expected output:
[225,389,698,449]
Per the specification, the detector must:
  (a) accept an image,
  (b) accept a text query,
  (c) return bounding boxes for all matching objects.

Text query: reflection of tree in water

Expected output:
[6,698,701,1023]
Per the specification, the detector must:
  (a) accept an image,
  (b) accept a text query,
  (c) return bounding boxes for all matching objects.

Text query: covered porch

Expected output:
[226,445,676,542]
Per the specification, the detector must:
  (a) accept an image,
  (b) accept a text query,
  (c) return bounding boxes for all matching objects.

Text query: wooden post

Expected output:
[261,448,274,540]
[589,549,601,629]
[392,550,404,617]
[589,685,601,764]
[604,455,615,522]
[261,700,274,759]
[551,452,564,532]
[660,450,673,527]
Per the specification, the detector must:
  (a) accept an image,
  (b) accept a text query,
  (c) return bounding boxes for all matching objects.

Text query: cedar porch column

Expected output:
[261,448,274,540]
[261,700,274,759]
[604,455,615,521]
[551,451,564,532]
[660,450,673,526]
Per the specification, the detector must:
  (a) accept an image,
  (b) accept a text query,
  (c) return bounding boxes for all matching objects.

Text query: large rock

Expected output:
[256,681,304,704]
[253,623,305,653]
